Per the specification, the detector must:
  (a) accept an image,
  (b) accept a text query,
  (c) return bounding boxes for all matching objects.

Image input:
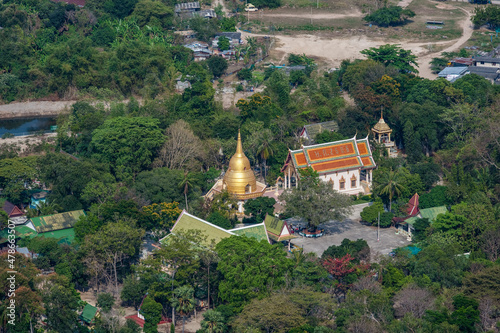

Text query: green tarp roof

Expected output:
[230,224,269,243]
[30,210,85,233]
[80,304,98,324]
[406,206,448,226]
[0,226,75,245]
[37,228,75,245]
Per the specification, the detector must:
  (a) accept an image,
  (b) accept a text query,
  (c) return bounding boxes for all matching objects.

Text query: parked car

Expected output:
[245,3,258,11]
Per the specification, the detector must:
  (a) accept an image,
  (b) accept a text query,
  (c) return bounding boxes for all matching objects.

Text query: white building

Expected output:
[281,136,376,195]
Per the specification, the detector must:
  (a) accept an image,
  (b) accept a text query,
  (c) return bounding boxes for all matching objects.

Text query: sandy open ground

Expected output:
[236,0,473,79]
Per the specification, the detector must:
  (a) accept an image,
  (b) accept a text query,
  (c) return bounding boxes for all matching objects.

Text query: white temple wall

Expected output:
[319,169,365,195]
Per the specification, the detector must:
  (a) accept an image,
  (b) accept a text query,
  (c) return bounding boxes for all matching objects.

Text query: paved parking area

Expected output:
[289,203,412,259]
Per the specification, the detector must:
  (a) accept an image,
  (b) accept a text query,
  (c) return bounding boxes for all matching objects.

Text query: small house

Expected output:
[212,32,242,49]
[467,66,500,84]
[1,200,24,218]
[438,67,468,82]
[300,121,339,145]
[79,303,99,327]
[397,206,448,239]
[450,57,473,67]
[174,1,200,15]
[30,191,48,209]
[473,56,500,68]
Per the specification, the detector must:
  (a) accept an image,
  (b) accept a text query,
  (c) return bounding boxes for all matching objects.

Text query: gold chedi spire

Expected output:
[223,130,258,196]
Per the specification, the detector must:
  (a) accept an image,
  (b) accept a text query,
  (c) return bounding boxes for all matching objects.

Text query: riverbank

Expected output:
[0,101,75,120]
[0,133,57,153]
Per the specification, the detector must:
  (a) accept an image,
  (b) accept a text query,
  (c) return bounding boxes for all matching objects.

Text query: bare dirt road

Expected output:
[249,9,363,20]
[417,7,473,78]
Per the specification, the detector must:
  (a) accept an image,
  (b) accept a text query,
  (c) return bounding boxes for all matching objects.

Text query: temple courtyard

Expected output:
[289,203,412,259]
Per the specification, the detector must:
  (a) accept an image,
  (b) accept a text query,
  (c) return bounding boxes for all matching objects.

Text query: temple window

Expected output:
[351,175,357,188]
[339,177,345,190]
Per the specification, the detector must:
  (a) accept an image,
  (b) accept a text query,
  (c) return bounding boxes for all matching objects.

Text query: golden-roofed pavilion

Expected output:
[371,113,397,157]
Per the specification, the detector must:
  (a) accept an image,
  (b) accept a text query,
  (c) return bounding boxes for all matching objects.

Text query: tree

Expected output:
[374,169,406,212]
[207,211,234,229]
[178,171,194,212]
[232,293,306,332]
[279,170,353,230]
[364,6,416,27]
[200,309,226,333]
[315,131,347,144]
[360,202,384,224]
[142,202,182,230]
[217,36,230,51]
[237,68,252,81]
[153,120,202,170]
[322,238,370,262]
[216,236,293,312]
[142,296,163,333]
[97,293,115,313]
[171,285,196,333]
[40,275,80,333]
[121,275,148,310]
[131,0,174,28]
[243,197,276,223]
[83,220,145,295]
[472,5,500,30]
[361,44,418,73]
[90,117,164,177]
[207,56,228,78]
[393,285,434,318]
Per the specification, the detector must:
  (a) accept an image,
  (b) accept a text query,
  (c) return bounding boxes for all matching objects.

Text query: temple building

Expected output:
[205,131,266,213]
[280,136,376,195]
[371,115,397,157]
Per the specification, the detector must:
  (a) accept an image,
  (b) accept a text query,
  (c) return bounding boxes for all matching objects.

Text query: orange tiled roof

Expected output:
[284,136,376,175]
[312,157,362,173]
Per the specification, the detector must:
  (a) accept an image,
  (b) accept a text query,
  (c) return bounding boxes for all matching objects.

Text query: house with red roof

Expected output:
[281,136,376,195]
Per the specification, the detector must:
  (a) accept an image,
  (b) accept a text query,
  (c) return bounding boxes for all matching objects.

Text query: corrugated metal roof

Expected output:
[303,121,339,140]
[30,210,85,233]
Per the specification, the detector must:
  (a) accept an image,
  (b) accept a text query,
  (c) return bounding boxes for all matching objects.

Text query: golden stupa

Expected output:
[217,130,266,201]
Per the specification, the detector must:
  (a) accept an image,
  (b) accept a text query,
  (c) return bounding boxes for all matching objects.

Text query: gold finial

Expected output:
[236,129,243,156]
[380,107,383,120]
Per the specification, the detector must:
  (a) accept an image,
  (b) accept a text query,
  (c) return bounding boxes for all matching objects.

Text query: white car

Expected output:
[245,3,258,11]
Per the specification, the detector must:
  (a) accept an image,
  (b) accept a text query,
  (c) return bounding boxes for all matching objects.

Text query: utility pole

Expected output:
[377,211,380,242]
[317,0,319,8]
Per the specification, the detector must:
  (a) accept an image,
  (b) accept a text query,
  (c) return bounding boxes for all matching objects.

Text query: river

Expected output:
[0,117,57,137]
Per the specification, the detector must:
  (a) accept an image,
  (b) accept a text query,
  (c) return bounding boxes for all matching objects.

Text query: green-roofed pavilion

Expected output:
[264,214,296,242]
[80,303,98,325]
[163,211,234,246]
[230,223,269,243]
[30,210,84,233]
[405,206,448,226]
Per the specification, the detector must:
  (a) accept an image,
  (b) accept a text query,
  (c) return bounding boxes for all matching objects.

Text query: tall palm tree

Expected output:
[171,285,196,333]
[178,171,193,212]
[200,309,225,333]
[257,139,274,181]
[376,169,406,212]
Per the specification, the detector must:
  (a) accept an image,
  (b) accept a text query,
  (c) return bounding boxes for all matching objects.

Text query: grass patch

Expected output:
[465,31,500,53]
